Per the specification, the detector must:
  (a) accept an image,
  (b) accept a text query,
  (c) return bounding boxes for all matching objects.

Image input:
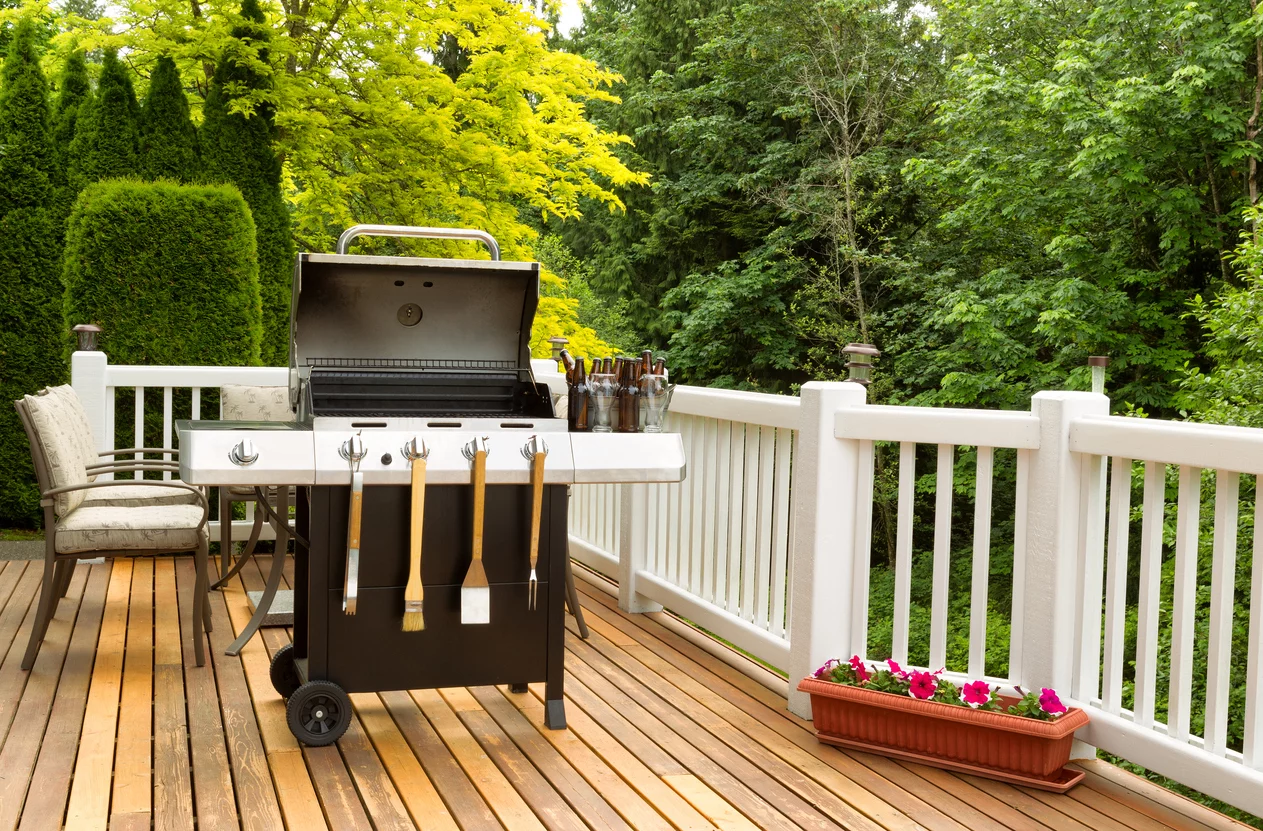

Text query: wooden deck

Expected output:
[0,554,1251,831]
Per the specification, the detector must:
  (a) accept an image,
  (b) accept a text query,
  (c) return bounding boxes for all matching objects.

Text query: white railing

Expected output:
[67,350,1263,817]
[568,387,800,668]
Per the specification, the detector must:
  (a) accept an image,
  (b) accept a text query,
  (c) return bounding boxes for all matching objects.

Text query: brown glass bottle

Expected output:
[618,359,641,432]
[569,358,591,431]
[652,357,666,375]
[560,349,576,384]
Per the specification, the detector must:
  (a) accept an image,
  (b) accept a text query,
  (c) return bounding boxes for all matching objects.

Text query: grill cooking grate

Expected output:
[306,357,518,371]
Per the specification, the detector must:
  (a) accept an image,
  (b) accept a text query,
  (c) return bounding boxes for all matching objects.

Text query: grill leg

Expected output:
[219,489,232,575]
[545,697,566,729]
[509,684,528,693]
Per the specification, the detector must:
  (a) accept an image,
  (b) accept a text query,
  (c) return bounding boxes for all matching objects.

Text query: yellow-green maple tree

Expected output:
[17,0,641,356]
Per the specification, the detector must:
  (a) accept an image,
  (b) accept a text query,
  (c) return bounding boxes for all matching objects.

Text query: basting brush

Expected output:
[402,437,429,632]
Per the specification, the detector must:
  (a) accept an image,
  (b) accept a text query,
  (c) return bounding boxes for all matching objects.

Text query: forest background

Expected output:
[1,0,1262,821]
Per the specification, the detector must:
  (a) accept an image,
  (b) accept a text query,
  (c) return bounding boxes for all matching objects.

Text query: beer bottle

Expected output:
[570,358,591,432]
[619,359,641,432]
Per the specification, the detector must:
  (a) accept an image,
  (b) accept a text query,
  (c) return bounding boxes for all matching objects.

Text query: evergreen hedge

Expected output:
[0,19,66,526]
[201,0,293,366]
[68,49,139,189]
[51,51,91,236]
[63,180,263,367]
[140,56,200,182]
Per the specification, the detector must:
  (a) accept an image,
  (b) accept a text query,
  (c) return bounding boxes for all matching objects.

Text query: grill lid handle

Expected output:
[335,224,501,261]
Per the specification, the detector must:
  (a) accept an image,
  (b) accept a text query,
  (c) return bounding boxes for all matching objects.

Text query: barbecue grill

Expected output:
[178,225,685,745]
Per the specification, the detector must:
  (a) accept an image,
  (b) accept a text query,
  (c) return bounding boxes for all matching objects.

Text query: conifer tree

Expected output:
[0,19,65,525]
[201,0,292,365]
[68,48,140,188]
[51,51,92,234]
[140,56,200,182]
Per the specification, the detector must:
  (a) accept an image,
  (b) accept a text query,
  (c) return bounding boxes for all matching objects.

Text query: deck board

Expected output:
[0,554,1255,831]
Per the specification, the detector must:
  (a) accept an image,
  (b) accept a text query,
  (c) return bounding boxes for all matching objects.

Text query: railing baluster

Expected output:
[1009,448,1030,680]
[1205,470,1240,756]
[1245,477,1263,770]
[754,425,776,631]
[1102,457,1133,715]
[162,387,173,480]
[1074,452,1107,703]
[893,441,915,665]
[666,418,683,586]
[850,439,875,660]
[741,424,761,623]
[1169,465,1202,741]
[688,417,706,595]
[714,420,732,610]
[700,419,718,603]
[1135,460,1167,729]
[930,444,955,670]
[727,424,745,612]
[771,428,793,640]
[133,386,145,478]
[191,387,200,420]
[968,446,994,679]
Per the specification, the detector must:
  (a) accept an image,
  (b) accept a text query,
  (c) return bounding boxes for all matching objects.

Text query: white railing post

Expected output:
[787,381,867,718]
[71,349,112,480]
[1022,390,1107,756]
[618,483,662,614]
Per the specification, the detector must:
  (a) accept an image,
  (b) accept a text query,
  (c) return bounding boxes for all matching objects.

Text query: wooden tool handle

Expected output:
[528,452,546,566]
[410,459,426,580]
[471,450,487,561]
[347,476,363,550]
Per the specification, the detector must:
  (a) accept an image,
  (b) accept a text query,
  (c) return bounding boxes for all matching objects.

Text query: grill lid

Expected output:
[289,226,545,419]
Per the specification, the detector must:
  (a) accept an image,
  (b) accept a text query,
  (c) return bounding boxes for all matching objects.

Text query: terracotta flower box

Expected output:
[798,677,1090,792]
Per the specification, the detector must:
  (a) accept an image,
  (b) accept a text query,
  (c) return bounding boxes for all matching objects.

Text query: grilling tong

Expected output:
[522,436,548,610]
[340,432,367,614]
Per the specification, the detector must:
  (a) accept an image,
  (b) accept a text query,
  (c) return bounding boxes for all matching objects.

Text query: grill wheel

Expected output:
[269,643,301,698]
[287,679,351,746]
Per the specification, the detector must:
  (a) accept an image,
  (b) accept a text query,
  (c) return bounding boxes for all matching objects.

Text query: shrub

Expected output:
[201,0,293,366]
[140,56,201,182]
[0,19,65,526]
[51,50,92,236]
[63,180,262,367]
[68,49,139,189]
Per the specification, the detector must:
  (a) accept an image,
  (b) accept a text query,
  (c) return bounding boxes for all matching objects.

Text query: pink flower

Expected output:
[814,659,839,679]
[886,659,907,678]
[848,655,870,682]
[908,670,938,700]
[1039,688,1067,715]
[962,680,992,707]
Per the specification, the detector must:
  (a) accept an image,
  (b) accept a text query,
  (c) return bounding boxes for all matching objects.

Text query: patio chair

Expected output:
[14,394,213,670]
[213,385,296,590]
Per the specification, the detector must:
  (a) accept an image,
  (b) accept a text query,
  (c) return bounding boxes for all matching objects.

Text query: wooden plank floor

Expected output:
[0,553,1252,831]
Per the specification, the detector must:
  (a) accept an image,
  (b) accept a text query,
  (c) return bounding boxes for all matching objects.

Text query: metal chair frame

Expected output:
[13,398,213,670]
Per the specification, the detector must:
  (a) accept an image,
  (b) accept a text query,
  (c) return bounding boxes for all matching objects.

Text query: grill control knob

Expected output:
[381,453,392,465]
[229,439,258,466]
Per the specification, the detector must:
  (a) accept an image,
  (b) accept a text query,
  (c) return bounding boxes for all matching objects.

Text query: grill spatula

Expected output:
[461,437,491,624]
[401,437,429,631]
[521,436,548,610]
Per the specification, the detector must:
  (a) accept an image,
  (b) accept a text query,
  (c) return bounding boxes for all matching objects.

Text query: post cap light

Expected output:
[72,323,102,352]
[547,336,568,362]
[1088,355,1110,394]
[843,343,881,386]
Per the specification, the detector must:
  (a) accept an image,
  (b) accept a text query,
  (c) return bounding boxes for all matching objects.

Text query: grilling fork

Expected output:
[340,432,367,615]
[521,436,548,611]
[460,437,492,625]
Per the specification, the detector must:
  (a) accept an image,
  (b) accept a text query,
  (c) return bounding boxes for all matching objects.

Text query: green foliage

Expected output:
[0,17,64,525]
[68,48,139,188]
[199,0,289,365]
[49,50,90,234]
[140,56,200,182]
[62,179,262,367]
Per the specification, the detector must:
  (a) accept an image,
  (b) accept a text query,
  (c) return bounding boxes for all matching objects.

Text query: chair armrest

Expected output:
[98,447,180,458]
[43,480,209,529]
[87,460,180,472]
[84,463,181,476]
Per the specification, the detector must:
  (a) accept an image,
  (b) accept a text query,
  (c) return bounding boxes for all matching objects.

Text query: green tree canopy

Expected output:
[0,18,65,524]
[68,48,139,187]
[140,55,200,182]
[199,0,290,365]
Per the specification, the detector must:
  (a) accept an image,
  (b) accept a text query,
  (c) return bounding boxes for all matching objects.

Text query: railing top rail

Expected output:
[835,404,1041,448]
[102,364,290,388]
[1071,413,1263,474]
[670,386,801,430]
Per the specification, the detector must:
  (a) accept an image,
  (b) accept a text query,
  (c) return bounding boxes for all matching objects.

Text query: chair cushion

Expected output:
[45,385,99,481]
[81,483,200,508]
[23,392,89,517]
[221,385,294,422]
[55,504,206,554]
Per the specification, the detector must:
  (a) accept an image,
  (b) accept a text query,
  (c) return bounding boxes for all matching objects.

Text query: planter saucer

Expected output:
[815,733,1086,793]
